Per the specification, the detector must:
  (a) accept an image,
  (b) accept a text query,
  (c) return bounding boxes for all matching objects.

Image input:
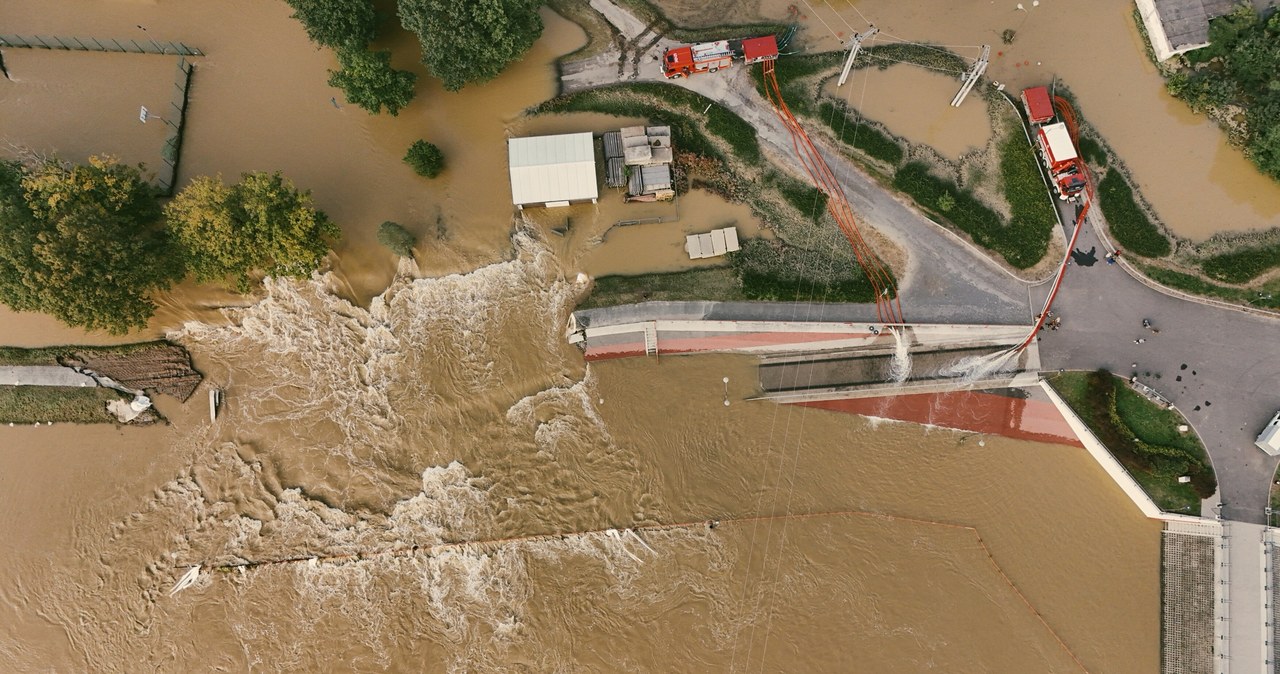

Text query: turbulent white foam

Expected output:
[942,348,1017,384]
[887,327,912,384]
[173,231,585,462]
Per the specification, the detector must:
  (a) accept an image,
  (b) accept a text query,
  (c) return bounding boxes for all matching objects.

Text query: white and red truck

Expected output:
[1021,86,1087,201]
[662,35,779,79]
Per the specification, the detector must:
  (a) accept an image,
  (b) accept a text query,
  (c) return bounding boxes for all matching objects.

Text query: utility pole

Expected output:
[837,27,878,87]
[951,44,990,107]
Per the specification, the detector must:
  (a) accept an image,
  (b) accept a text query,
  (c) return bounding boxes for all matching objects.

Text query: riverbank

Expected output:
[1047,369,1213,515]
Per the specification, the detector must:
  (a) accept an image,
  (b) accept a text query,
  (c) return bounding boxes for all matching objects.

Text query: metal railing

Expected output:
[0,34,202,56]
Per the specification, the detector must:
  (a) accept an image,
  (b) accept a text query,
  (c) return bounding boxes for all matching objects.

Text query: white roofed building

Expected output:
[507,133,599,209]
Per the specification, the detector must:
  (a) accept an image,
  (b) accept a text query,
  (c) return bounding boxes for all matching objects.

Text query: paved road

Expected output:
[565,0,1035,325]
[1033,206,1280,524]
[564,0,1280,523]
[0,365,97,387]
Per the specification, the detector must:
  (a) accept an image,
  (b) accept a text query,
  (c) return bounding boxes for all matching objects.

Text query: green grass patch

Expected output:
[534,88,722,160]
[1137,264,1280,309]
[768,172,828,222]
[581,267,744,307]
[1078,136,1108,167]
[612,0,786,42]
[625,83,761,163]
[731,238,876,302]
[1097,169,1172,258]
[749,52,844,115]
[0,385,130,424]
[581,238,879,308]
[1049,369,1215,514]
[1200,241,1280,284]
[998,128,1056,264]
[894,162,1050,268]
[817,101,904,166]
[534,84,761,164]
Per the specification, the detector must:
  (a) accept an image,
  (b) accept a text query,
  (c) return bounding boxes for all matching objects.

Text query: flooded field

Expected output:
[823,64,992,161]
[697,0,1280,239]
[0,0,1161,671]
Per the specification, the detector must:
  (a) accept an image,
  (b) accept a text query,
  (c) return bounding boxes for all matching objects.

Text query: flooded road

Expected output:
[0,1,1160,671]
[757,0,1280,239]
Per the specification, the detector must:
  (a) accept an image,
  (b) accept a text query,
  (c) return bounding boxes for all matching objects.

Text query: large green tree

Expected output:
[285,0,378,49]
[328,47,418,115]
[165,172,340,292]
[397,0,543,91]
[0,157,181,334]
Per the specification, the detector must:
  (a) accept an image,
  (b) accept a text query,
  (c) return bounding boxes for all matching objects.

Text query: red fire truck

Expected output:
[1021,86,1086,201]
[662,35,779,79]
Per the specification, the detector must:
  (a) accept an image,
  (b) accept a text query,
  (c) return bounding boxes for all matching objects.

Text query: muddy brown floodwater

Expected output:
[823,64,993,161]
[747,0,1280,240]
[1,0,1160,672]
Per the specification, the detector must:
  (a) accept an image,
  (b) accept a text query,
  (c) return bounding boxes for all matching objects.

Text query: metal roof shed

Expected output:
[508,133,599,209]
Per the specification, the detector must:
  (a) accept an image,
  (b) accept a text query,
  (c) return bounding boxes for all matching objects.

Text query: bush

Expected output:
[1077,136,1108,167]
[377,221,417,258]
[1097,170,1171,258]
[327,47,417,116]
[285,0,378,49]
[818,102,904,166]
[998,129,1056,265]
[399,0,543,91]
[893,162,1051,267]
[404,140,445,178]
[1200,242,1280,283]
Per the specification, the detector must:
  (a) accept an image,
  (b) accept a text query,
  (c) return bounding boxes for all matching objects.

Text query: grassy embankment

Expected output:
[756,46,1058,270]
[1089,11,1280,303]
[0,342,169,424]
[1048,369,1215,514]
[612,0,786,43]
[533,79,884,305]
[0,386,131,425]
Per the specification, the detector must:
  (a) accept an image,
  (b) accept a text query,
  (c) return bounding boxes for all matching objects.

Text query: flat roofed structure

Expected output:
[741,35,779,64]
[508,132,599,209]
[685,226,741,259]
[1135,0,1235,61]
[1258,411,1280,456]
[1021,86,1055,124]
[1039,123,1078,165]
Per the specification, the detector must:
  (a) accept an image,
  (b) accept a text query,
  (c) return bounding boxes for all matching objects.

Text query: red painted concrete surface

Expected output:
[797,390,1083,448]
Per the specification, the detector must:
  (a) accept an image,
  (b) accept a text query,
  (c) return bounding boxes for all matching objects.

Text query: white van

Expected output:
[1258,411,1280,456]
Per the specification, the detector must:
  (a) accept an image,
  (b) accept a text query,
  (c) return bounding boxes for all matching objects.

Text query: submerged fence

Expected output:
[0,34,202,56]
[0,35,200,194]
[156,57,194,194]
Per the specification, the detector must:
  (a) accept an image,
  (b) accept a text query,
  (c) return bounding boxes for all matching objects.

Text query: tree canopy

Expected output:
[397,0,544,91]
[285,0,378,49]
[376,221,417,257]
[0,157,181,334]
[1169,7,1280,180]
[403,140,445,178]
[165,172,340,291]
[328,47,418,115]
